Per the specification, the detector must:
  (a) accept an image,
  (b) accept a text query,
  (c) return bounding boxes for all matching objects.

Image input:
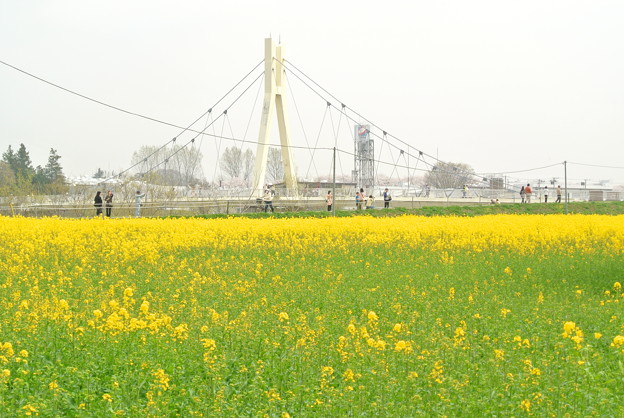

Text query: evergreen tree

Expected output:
[14,143,35,182]
[2,145,17,170]
[44,148,65,183]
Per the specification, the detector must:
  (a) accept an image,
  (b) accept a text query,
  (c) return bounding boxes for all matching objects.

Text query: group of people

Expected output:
[520,184,562,203]
[353,188,392,210]
[93,190,114,217]
[93,190,146,217]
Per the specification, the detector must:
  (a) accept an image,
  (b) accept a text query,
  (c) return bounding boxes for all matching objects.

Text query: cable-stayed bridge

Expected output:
[1,38,623,217]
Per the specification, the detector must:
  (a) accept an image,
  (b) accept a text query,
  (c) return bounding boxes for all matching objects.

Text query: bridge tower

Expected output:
[251,38,298,196]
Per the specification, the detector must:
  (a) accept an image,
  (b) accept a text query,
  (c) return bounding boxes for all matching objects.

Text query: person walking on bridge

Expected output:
[263,186,275,213]
[104,191,114,217]
[135,190,146,217]
[524,184,533,203]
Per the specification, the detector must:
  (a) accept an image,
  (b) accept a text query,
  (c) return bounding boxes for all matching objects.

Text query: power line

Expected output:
[1,58,260,133]
[282,59,441,165]
[568,161,624,170]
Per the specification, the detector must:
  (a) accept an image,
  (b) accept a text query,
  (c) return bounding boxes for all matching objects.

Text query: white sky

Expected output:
[1,0,623,186]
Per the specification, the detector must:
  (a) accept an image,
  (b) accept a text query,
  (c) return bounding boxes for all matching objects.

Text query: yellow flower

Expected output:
[394,340,408,352]
[520,399,531,412]
[562,321,576,337]
[594,332,603,339]
[343,368,355,382]
[367,310,378,321]
[537,291,544,304]
[393,323,402,333]
[123,287,133,298]
[102,393,113,402]
[614,282,622,292]
[201,338,217,350]
[22,405,38,415]
[153,368,170,391]
[278,312,289,322]
[321,366,334,376]
[612,335,624,347]
[49,381,59,390]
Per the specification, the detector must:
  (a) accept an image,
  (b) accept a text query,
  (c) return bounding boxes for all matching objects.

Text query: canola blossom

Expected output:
[0,214,623,415]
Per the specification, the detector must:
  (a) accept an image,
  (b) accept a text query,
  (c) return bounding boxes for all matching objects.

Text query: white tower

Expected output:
[251,38,298,196]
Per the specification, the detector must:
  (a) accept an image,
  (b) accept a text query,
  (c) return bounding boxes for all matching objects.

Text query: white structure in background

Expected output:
[252,38,298,196]
[353,124,375,190]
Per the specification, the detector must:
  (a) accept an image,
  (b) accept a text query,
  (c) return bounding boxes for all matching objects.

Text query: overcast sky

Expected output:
[2,0,623,186]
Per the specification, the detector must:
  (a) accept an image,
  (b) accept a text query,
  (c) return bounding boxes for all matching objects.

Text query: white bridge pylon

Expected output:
[252,38,298,196]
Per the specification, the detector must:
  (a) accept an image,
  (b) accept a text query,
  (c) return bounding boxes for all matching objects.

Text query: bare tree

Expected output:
[131,145,204,186]
[266,147,284,184]
[169,145,204,185]
[424,161,476,189]
[242,149,254,186]
[221,147,243,179]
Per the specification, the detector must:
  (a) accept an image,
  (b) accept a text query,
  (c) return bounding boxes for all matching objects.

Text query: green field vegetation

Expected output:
[177,200,624,219]
[1,215,623,415]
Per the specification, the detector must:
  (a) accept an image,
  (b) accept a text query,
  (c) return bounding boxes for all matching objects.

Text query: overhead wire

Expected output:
[282,59,442,165]
[284,71,319,179]
[6,57,612,190]
[281,59,573,185]
[136,70,265,181]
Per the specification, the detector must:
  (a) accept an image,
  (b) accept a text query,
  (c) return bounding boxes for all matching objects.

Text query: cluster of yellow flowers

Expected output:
[0,214,623,415]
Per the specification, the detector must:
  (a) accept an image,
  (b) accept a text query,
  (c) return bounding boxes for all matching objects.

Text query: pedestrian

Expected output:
[543,186,549,203]
[524,183,533,203]
[365,195,375,209]
[462,185,468,198]
[263,186,274,213]
[104,190,114,217]
[356,188,365,210]
[94,191,103,216]
[383,188,392,208]
[556,185,562,203]
[520,186,525,203]
[326,190,333,212]
[135,190,146,217]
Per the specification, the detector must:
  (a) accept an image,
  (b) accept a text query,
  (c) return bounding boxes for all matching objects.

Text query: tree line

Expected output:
[1,144,68,195]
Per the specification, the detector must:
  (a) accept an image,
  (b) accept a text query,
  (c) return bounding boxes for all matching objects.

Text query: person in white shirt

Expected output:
[135,190,146,217]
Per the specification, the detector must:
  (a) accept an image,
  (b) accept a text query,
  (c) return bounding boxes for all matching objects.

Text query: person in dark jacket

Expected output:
[94,191,103,216]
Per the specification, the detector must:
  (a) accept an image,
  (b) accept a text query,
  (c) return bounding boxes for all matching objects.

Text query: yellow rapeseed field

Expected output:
[0,214,623,415]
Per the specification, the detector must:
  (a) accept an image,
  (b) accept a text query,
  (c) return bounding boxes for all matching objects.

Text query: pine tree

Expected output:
[15,143,35,182]
[2,145,17,172]
[44,148,65,183]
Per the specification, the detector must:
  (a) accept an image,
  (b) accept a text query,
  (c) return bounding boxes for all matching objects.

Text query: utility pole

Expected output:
[564,161,568,214]
[332,147,336,216]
